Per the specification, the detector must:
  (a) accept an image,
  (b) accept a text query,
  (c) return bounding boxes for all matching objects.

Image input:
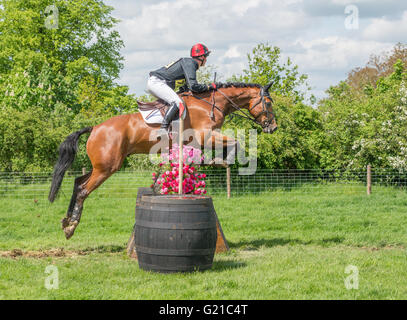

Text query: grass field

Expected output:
[1,182,407,300]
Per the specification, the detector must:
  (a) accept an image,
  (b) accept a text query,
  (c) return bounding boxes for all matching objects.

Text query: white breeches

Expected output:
[146,76,183,106]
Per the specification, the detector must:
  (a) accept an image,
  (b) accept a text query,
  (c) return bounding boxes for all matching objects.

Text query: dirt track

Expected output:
[0,248,90,259]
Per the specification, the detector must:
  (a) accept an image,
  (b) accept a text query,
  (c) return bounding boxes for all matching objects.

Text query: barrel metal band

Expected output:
[135,220,215,230]
[137,203,211,213]
[138,262,213,272]
[136,245,215,256]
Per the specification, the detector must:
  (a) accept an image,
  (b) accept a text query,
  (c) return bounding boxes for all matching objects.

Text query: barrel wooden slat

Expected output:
[127,187,156,258]
[135,194,217,273]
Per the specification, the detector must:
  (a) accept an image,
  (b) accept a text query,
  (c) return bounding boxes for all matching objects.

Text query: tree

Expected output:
[0,0,138,172]
[0,0,126,113]
[231,43,313,104]
[319,60,407,170]
[0,0,123,80]
[346,43,407,92]
[222,43,322,169]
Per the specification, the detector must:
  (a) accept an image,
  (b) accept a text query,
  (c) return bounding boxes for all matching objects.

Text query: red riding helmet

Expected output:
[191,43,211,58]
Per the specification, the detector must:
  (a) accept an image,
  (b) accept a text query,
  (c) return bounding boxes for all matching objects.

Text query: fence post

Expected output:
[367,164,372,195]
[226,166,231,199]
[82,167,86,175]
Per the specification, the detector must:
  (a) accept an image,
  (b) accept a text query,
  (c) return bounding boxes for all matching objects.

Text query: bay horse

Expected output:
[48,82,278,239]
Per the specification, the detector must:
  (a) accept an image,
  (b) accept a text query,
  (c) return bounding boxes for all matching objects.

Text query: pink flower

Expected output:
[151,145,207,195]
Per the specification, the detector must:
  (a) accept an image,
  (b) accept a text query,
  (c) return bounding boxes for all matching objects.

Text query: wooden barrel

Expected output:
[127,187,156,258]
[135,195,217,273]
[135,187,155,219]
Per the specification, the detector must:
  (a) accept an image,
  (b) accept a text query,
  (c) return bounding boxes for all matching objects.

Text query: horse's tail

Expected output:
[48,127,93,202]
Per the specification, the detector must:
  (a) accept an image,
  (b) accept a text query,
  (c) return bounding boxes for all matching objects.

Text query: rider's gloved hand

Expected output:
[208,83,217,91]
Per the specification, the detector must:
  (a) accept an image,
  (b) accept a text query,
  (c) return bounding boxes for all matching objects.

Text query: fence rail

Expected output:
[0,168,406,201]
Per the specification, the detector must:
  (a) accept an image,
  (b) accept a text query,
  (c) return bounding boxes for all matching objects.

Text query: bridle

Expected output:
[247,87,275,128]
[182,84,276,129]
[216,86,275,129]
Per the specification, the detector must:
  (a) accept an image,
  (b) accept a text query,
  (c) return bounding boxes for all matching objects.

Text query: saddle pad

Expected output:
[139,104,187,124]
[139,108,164,124]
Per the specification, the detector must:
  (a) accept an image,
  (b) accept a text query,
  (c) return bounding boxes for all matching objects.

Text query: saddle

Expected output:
[137,99,169,118]
[137,97,187,121]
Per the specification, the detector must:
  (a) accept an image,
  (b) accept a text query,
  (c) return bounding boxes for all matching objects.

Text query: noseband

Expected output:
[248,88,275,128]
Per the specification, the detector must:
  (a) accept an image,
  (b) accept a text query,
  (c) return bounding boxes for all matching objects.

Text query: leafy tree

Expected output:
[319,60,407,170]
[222,43,322,169]
[346,43,407,93]
[0,0,123,80]
[0,0,138,172]
[0,104,73,172]
[0,0,128,113]
[231,43,313,104]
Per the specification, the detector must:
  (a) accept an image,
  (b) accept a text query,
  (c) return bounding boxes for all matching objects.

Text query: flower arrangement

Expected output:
[151,144,207,195]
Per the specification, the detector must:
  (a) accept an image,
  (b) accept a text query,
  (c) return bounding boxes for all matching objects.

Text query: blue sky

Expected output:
[104,0,407,101]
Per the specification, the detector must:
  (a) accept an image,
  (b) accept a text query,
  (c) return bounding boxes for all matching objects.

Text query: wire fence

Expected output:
[0,168,406,201]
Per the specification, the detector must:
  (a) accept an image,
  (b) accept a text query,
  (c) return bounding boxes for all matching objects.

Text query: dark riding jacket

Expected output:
[150,58,208,93]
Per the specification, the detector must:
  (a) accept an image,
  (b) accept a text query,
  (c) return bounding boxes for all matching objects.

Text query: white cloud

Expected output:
[110,0,309,52]
[363,11,407,42]
[104,0,404,100]
[223,46,241,59]
[289,37,392,71]
[303,0,407,18]
[285,37,394,99]
[232,0,261,17]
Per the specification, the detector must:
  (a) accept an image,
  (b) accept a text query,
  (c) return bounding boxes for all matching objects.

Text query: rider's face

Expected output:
[201,55,207,67]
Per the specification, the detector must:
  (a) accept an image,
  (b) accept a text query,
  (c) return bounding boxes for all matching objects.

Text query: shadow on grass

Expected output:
[211,260,247,272]
[228,237,345,249]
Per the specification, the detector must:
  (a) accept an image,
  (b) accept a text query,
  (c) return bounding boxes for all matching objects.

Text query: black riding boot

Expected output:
[161,102,179,131]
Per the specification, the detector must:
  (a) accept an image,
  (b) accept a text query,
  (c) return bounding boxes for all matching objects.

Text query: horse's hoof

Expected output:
[61,217,70,229]
[63,221,78,240]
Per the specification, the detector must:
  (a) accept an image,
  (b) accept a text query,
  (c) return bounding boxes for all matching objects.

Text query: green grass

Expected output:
[1,183,407,299]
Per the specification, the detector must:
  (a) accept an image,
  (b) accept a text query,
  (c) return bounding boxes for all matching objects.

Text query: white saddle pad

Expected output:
[139,107,187,124]
[139,109,164,124]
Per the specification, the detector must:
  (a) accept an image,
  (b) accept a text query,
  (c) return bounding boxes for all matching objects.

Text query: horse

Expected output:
[48,82,278,239]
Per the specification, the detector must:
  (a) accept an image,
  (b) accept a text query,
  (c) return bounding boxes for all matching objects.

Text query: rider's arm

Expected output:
[181,58,209,94]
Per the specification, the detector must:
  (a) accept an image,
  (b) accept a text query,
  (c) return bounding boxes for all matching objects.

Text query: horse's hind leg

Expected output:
[63,168,114,239]
[61,171,92,229]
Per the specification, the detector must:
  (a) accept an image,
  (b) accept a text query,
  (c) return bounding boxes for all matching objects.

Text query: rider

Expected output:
[147,43,217,133]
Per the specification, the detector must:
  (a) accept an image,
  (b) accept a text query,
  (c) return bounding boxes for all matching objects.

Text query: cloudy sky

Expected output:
[104,0,407,101]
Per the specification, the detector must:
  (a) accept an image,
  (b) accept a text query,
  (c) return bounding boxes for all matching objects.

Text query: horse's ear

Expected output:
[264,82,273,92]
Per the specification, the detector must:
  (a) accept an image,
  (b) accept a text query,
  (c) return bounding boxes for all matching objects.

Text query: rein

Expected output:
[182,87,275,128]
[181,92,224,119]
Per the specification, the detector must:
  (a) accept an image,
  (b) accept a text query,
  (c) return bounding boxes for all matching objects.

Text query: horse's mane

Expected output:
[213,82,261,90]
[179,82,261,95]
